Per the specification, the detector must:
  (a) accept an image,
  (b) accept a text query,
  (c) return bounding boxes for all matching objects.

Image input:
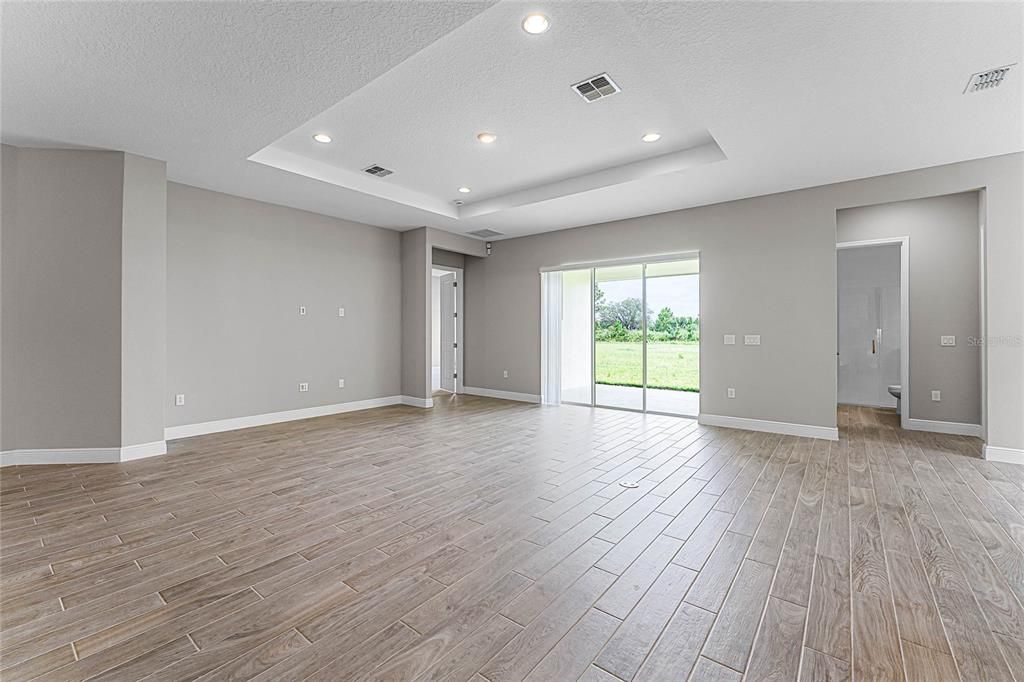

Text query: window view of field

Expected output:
[594,275,699,392]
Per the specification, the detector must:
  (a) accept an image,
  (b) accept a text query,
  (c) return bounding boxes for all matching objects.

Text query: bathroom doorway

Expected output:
[837,238,908,429]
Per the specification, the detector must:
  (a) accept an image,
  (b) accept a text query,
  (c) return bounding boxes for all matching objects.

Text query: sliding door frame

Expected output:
[590,268,597,408]
[554,251,700,417]
[642,263,649,413]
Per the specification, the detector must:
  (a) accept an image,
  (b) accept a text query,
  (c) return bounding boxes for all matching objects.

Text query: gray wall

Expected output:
[1,146,125,450]
[464,153,1022,448]
[3,147,1019,452]
[1,146,13,450]
[838,192,981,424]
[166,183,401,427]
[400,228,429,399]
[121,153,168,447]
[466,189,838,428]
[433,248,465,269]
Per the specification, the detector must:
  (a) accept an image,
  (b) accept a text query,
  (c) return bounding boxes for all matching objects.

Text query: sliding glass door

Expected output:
[594,264,645,410]
[549,256,699,416]
[643,259,700,415]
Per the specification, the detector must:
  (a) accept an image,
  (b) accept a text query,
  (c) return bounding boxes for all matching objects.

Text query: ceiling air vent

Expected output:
[964,64,1014,93]
[572,73,620,102]
[362,164,394,177]
[467,229,503,239]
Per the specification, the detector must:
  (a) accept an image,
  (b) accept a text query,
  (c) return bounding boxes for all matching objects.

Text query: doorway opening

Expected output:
[431,266,463,395]
[541,254,699,417]
[837,239,909,429]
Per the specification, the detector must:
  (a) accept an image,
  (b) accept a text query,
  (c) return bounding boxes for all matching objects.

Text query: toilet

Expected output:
[888,385,902,414]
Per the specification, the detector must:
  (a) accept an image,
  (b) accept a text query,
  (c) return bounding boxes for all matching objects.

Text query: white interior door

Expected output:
[439,273,456,393]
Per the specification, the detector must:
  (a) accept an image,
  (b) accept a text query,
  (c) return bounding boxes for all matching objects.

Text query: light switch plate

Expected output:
[940,335,956,346]
[724,334,736,345]
[299,306,306,316]
[338,307,345,317]
[175,394,185,406]
[931,390,941,401]
[503,370,509,379]
[338,379,345,388]
[744,335,761,345]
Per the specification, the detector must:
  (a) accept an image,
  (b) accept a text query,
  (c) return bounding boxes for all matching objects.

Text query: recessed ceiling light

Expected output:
[641,133,661,143]
[458,186,472,194]
[522,13,550,34]
[312,133,332,144]
[476,132,497,144]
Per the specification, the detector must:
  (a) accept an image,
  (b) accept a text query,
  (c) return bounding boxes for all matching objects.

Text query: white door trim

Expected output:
[432,265,464,394]
[837,237,910,431]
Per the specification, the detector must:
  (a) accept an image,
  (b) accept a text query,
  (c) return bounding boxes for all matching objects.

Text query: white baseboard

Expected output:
[165,396,404,440]
[0,441,167,467]
[698,413,839,441]
[120,440,167,461]
[984,445,1024,464]
[906,419,983,438]
[401,396,434,408]
[1,448,120,466]
[462,386,541,404]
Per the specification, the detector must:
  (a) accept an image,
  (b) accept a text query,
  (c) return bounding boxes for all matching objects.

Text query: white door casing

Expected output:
[837,244,901,409]
[440,273,456,393]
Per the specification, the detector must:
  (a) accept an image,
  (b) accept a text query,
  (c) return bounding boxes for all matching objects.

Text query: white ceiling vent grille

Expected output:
[363,164,394,177]
[964,64,1014,93]
[572,73,620,102]
[467,229,503,239]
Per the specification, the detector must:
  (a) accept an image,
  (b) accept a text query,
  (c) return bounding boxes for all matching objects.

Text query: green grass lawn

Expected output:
[595,341,699,392]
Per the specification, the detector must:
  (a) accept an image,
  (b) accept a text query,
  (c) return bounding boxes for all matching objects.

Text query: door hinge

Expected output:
[453,342,458,348]
[453,281,458,287]
[453,312,458,318]
[453,372,458,379]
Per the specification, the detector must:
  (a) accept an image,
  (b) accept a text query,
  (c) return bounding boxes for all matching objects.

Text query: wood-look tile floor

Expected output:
[2,397,1022,681]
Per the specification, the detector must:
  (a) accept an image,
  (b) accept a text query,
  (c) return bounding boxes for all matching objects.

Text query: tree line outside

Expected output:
[594,284,699,392]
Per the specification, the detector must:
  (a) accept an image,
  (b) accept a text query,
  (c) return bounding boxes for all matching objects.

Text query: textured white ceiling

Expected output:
[1,0,495,228]
[3,1,1022,239]
[253,1,725,217]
